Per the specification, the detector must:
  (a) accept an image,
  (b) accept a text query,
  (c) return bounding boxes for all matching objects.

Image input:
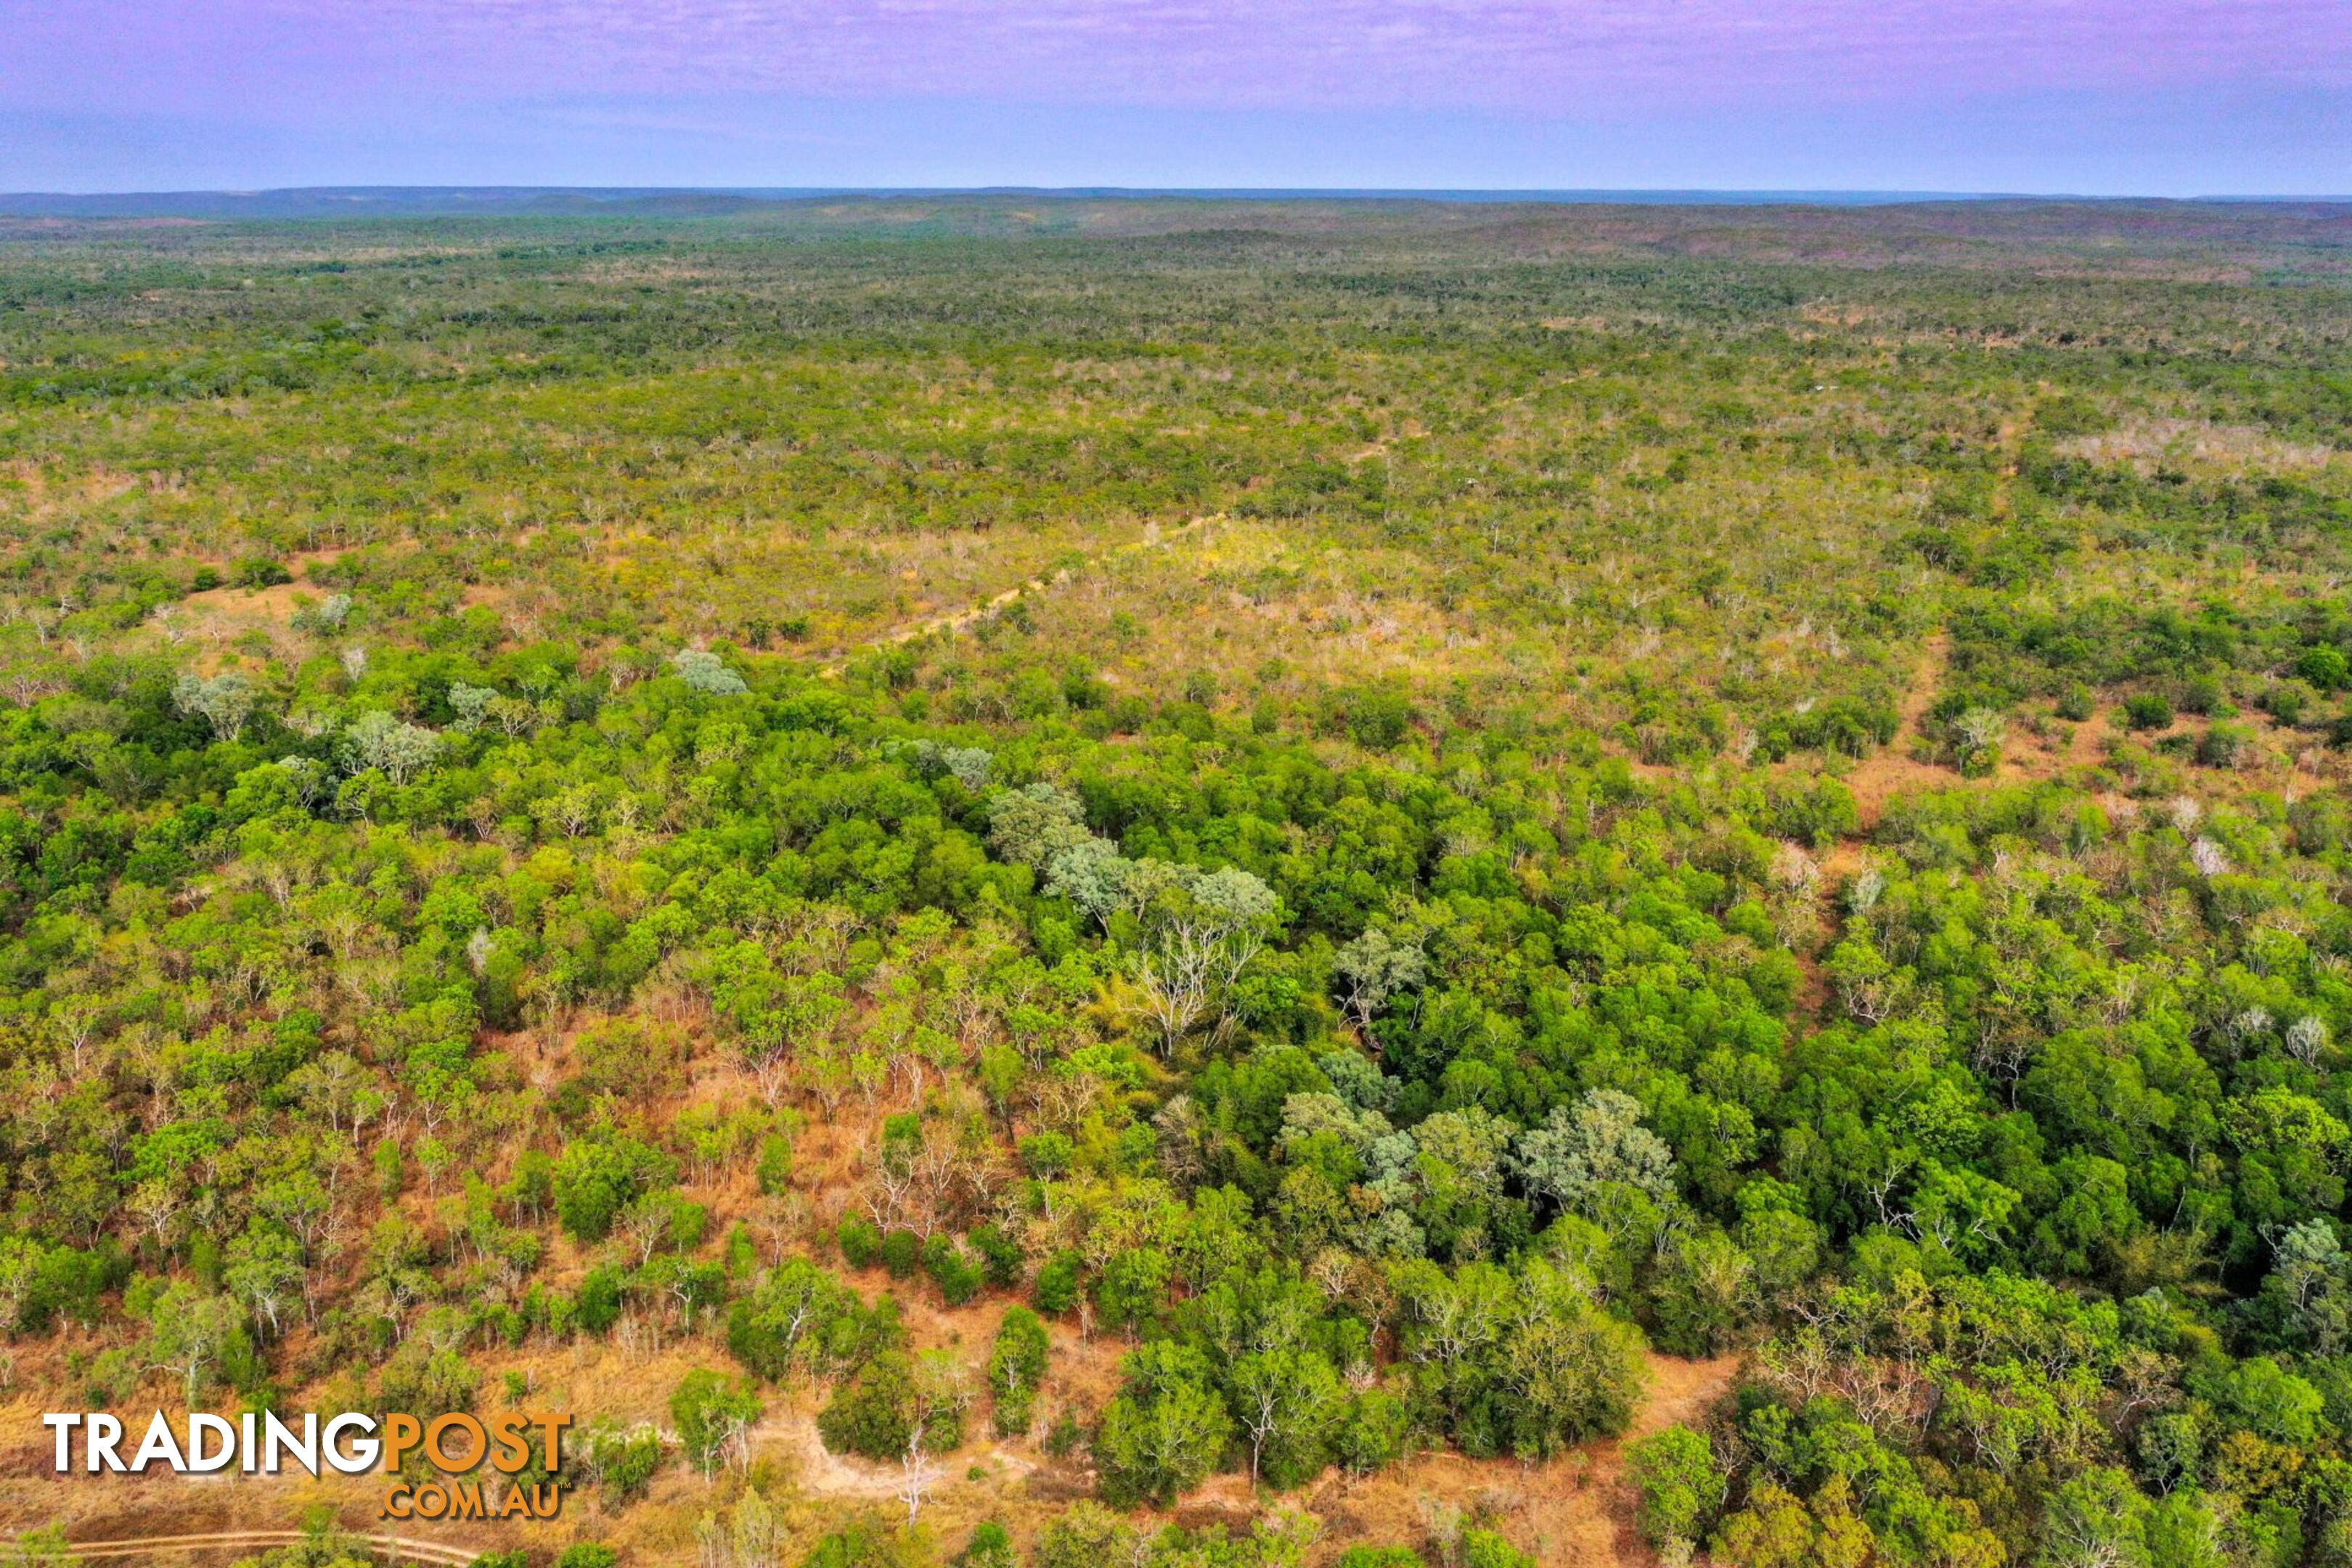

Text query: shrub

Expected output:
[756,1133,793,1196]
[665,1199,711,1251]
[1627,1424,1726,1548]
[1032,1504,1137,1568]
[2263,682,2311,726]
[1018,1131,1075,1179]
[818,1349,919,1461]
[1646,1229,1755,1355]
[1035,1251,1085,1314]
[573,1265,624,1335]
[988,1306,1050,1435]
[818,1348,968,1462]
[2197,723,2254,769]
[1459,1531,1535,1568]
[2124,692,2174,730]
[1343,686,1415,750]
[878,1229,922,1279]
[672,649,748,695]
[373,1138,404,1200]
[552,1138,672,1243]
[2300,645,2349,691]
[1334,1389,1410,1473]
[969,1223,1024,1289]
[1,1239,123,1334]
[955,1522,1016,1568]
[583,1423,663,1507]
[800,1519,918,1568]
[838,1217,882,1268]
[923,1236,984,1305]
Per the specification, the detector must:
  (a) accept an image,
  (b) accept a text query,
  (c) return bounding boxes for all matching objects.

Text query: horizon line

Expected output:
[7,184,2352,213]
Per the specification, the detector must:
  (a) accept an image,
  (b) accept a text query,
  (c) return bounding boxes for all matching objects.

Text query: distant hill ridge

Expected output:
[5,185,2348,221]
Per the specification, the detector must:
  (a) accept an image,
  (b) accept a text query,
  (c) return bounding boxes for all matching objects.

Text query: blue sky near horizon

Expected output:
[4,1,2346,196]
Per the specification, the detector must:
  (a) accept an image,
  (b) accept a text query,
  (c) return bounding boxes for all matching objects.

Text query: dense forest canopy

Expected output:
[1,195,2351,1568]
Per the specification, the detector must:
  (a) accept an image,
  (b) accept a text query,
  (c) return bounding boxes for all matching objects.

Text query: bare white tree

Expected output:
[898,1424,944,1527]
[173,671,256,742]
[1127,864,1279,1053]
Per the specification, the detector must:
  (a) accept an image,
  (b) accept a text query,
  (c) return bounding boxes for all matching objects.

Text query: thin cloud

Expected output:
[9,0,2346,117]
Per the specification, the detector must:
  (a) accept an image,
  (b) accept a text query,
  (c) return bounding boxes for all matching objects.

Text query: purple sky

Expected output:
[5,1,2348,192]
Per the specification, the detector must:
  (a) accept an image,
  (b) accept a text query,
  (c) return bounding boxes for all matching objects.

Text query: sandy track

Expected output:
[62,1530,478,1565]
[820,513,1217,674]
[761,1410,1040,1500]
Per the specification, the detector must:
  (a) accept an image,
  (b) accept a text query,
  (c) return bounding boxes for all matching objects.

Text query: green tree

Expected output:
[1626,1425,1726,1550]
[144,1284,254,1404]
[223,1224,306,1340]
[552,1138,672,1243]
[1646,1229,1754,1355]
[1498,1291,1647,1454]
[1514,1089,1677,1219]
[1031,1503,1138,1568]
[729,1259,868,1382]
[819,1350,921,1462]
[6,1525,79,1568]
[1230,1346,1346,1488]
[671,1368,763,1479]
[1095,1342,1236,1506]
[987,1306,1050,1437]
[2037,1466,2149,1568]
[1459,1532,1535,1568]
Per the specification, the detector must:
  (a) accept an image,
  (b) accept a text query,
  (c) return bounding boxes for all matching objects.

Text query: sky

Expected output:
[3,1,2347,195]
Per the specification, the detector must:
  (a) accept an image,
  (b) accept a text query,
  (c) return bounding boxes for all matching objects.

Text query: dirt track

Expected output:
[820,513,1217,674]
[61,1530,477,1565]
